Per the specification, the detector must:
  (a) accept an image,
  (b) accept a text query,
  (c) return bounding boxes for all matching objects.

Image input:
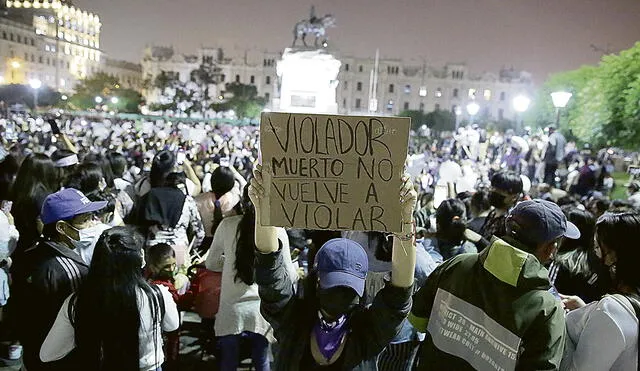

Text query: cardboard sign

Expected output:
[260,112,411,233]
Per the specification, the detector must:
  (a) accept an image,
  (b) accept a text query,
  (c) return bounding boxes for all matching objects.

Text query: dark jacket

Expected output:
[410,237,565,371]
[12,240,89,370]
[255,247,412,371]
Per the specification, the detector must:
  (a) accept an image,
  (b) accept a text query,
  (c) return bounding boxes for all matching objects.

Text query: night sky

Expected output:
[74,0,640,83]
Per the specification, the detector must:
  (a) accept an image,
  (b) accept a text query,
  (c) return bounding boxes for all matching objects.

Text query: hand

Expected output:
[400,175,418,222]
[560,294,586,311]
[248,165,265,212]
[3,211,14,226]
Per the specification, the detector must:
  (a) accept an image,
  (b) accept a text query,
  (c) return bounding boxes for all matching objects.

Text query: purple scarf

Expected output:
[312,312,349,362]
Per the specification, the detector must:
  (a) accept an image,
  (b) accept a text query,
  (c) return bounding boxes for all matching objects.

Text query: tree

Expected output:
[534,41,640,149]
[0,84,60,109]
[213,82,266,119]
[69,73,142,113]
[399,110,428,131]
[425,109,456,133]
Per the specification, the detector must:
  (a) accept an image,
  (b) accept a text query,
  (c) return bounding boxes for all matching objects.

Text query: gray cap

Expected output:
[507,199,581,245]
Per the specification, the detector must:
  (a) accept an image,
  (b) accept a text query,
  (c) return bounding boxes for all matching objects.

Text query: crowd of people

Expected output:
[1,113,640,371]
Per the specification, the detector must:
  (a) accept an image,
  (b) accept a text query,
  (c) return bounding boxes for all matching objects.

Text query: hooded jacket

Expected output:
[410,237,565,371]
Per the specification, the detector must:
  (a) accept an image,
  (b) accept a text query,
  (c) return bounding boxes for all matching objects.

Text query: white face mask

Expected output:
[74,223,110,264]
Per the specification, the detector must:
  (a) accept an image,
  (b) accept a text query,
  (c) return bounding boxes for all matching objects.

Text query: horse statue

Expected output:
[292,14,336,48]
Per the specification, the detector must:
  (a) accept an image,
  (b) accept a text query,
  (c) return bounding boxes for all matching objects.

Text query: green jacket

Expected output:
[410,237,565,371]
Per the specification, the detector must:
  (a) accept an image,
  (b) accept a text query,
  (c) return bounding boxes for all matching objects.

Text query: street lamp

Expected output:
[551,91,572,127]
[466,102,480,126]
[29,78,42,111]
[512,95,531,134]
[110,97,119,104]
[95,96,103,104]
[10,61,21,69]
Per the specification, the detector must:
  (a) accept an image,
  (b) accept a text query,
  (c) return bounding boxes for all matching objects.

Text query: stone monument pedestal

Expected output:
[276,48,341,114]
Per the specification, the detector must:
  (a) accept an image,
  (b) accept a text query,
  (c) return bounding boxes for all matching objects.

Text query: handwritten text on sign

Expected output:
[260,112,410,232]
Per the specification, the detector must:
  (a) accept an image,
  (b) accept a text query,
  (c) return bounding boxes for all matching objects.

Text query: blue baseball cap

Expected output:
[41,188,107,225]
[314,238,368,297]
[507,199,581,246]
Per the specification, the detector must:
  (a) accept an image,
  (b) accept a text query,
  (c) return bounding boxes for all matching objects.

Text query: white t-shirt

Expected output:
[40,285,180,371]
[562,295,638,371]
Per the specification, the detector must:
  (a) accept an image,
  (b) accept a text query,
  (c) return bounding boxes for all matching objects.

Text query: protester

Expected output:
[135,171,205,268]
[194,166,243,253]
[13,188,106,370]
[561,212,640,371]
[40,227,180,371]
[543,126,567,185]
[479,170,523,240]
[411,199,580,370]
[10,153,59,255]
[205,187,295,371]
[250,165,417,370]
[626,181,640,210]
[422,198,477,263]
[467,189,490,233]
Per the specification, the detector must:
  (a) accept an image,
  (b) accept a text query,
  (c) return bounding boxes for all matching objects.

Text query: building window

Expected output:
[235,75,240,83]
[356,82,362,91]
[266,76,271,85]
[39,56,43,64]
[31,38,35,46]
[17,35,21,43]
[355,98,361,109]
[484,89,492,101]
[451,105,458,114]
[435,103,440,111]
[389,84,394,93]
[453,88,459,98]
[498,109,504,120]
[2,31,6,40]
[345,64,349,72]
[404,85,411,94]
[419,87,427,97]
[500,92,506,101]
[46,58,50,65]
[468,88,477,98]
[10,33,14,41]
[403,102,410,110]
[387,100,394,112]
[265,92,270,101]
[343,81,348,90]
[435,88,442,98]
[419,102,425,111]
[220,74,226,82]
[250,75,255,84]
[358,65,363,73]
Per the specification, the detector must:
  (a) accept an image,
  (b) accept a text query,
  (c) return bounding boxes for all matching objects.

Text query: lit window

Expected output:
[435,88,442,98]
[468,88,476,98]
[419,87,427,97]
[45,45,50,51]
[484,89,492,101]
[404,85,411,94]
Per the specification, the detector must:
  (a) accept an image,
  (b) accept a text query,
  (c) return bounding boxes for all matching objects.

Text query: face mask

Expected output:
[317,287,359,321]
[313,311,349,362]
[489,191,507,209]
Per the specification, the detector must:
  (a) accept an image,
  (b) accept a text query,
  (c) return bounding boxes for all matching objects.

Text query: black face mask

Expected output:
[317,286,359,321]
[489,191,508,209]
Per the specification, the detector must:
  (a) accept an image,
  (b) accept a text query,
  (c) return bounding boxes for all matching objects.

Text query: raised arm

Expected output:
[391,177,418,288]
[248,165,279,253]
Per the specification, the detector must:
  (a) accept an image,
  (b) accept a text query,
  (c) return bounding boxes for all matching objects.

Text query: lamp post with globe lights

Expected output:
[466,101,480,127]
[512,95,531,134]
[551,91,572,127]
[29,78,42,111]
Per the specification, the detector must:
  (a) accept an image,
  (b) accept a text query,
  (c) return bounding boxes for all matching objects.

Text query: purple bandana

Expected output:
[312,312,349,362]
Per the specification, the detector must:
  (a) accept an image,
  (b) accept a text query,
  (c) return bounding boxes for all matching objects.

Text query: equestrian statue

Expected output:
[292,6,336,48]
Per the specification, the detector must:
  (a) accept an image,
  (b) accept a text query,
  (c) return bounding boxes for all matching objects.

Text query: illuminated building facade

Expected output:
[0,0,102,91]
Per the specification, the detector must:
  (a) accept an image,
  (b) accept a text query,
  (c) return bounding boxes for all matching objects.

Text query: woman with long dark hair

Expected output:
[549,209,608,303]
[422,198,478,263]
[561,212,640,370]
[40,227,179,370]
[10,153,58,254]
[205,186,296,371]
